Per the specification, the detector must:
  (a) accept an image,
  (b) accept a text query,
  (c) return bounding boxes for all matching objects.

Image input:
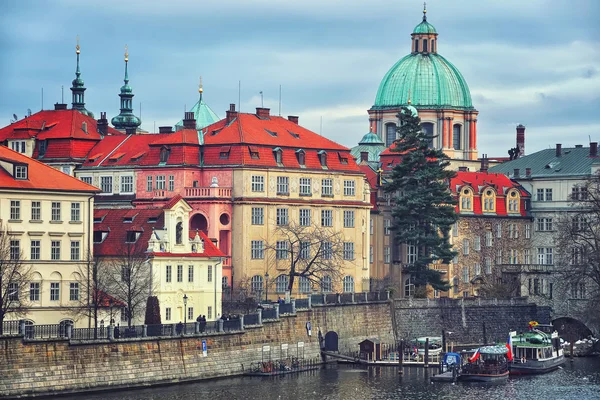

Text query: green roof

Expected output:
[351,130,387,163]
[413,20,437,34]
[489,146,600,178]
[373,53,474,110]
[176,95,219,131]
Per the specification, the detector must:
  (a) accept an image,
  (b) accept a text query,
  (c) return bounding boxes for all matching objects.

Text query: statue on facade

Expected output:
[176,222,183,244]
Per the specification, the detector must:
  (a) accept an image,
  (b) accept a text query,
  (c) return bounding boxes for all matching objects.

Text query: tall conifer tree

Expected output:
[384,107,458,292]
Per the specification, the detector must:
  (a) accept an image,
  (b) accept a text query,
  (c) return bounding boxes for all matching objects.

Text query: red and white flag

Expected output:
[468,348,480,363]
[506,335,514,361]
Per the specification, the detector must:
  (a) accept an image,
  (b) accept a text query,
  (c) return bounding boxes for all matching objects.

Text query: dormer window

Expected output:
[338,152,348,165]
[273,147,283,165]
[11,140,26,154]
[38,140,47,157]
[296,149,305,167]
[507,190,520,213]
[159,147,171,164]
[93,231,108,243]
[123,216,135,223]
[318,151,327,168]
[125,231,140,243]
[14,164,28,180]
[219,146,230,159]
[460,188,473,212]
[482,188,496,212]
[248,146,260,160]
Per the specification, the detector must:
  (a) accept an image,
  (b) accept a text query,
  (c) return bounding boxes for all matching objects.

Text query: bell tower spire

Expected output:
[70,36,93,117]
[111,45,141,132]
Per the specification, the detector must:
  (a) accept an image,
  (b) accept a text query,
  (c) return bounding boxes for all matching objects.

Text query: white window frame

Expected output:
[156,175,166,190]
[100,176,113,194]
[251,207,264,225]
[276,241,289,259]
[321,178,333,196]
[70,202,81,222]
[50,282,60,301]
[321,210,333,227]
[10,200,20,220]
[120,175,134,194]
[343,242,354,260]
[343,180,355,196]
[299,178,312,196]
[299,209,311,226]
[343,210,355,228]
[276,176,289,195]
[51,240,61,260]
[251,175,264,192]
[251,240,265,259]
[276,208,289,226]
[70,241,80,261]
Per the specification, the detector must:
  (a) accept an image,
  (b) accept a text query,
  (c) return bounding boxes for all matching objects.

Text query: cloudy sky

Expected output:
[1,0,599,157]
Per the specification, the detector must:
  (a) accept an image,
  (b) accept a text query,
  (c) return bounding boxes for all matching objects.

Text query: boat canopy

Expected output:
[415,337,442,344]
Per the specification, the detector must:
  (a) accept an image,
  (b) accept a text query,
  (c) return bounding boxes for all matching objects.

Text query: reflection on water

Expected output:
[61,358,600,400]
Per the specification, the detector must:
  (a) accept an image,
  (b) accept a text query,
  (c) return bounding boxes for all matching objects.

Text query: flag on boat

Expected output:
[468,348,480,363]
[506,334,514,361]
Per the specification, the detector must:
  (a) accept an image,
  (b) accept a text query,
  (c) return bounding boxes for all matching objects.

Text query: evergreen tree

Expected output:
[144,296,161,325]
[384,107,458,293]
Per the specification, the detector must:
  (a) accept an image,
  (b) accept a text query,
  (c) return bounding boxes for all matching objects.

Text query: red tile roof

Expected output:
[450,171,530,217]
[0,145,100,193]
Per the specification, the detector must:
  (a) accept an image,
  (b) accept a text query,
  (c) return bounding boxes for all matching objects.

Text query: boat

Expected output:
[413,336,443,356]
[459,346,510,382]
[508,324,565,375]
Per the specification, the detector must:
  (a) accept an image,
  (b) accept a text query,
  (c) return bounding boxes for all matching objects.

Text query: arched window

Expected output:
[482,188,496,212]
[421,122,435,148]
[453,124,461,150]
[59,319,73,336]
[460,188,473,212]
[321,275,332,293]
[176,221,183,244]
[342,276,354,293]
[275,274,289,293]
[404,277,415,297]
[423,39,428,52]
[385,123,397,147]
[318,150,327,167]
[431,39,435,52]
[299,276,311,293]
[251,275,263,294]
[296,149,305,166]
[507,190,520,213]
[273,148,283,164]
[414,39,419,52]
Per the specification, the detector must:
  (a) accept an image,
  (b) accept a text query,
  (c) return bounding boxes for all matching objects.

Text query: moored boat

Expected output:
[413,336,443,356]
[459,346,510,382]
[508,323,565,375]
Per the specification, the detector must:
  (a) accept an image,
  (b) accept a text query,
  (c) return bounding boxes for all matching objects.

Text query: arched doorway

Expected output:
[553,317,593,341]
[190,213,208,236]
[324,331,339,352]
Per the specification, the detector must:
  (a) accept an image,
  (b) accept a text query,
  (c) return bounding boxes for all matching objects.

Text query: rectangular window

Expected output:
[251,207,264,225]
[100,176,112,193]
[462,267,469,283]
[156,175,166,190]
[166,265,172,283]
[251,240,264,259]
[343,180,355,196]
[474,236,481,251]
[321,210,333,227]
[537,218,553,231]
[80,176,92,185]
[15,165,27,179]
[509,249,519,264]
[299,209,311,226]
[168,175,175,191]
[50,282,60,301]
[524,249,531,264]
[485,231,493,247]
[525,224,531,239]
[177,265,183,282]
[251,175,264,192]
[463,239,469,255]
[165,307,172,321]
[51,202,61,221]
[343,210,355,228]
[300,241,311,259]
[276,176,289,194]
[207,306,212,320]
[536,188,544,201]
[10,200,20,220]
[299,178,312,196]
[147,176,153,192]
[370,219,374,235]
[370,246,374,264]
[407,243,417,264]
[474,263,481,276]
[188,265,194,282]
[343,242,354,260]
[30,240,40,260]
[496,223,502,238]
[572,186,588,201]
[384,219,391,235]
[71,202,81,222]
[485,257,492,274]
[7,283,18,301]
[70,241,80,261]
[276,241,289,259]
[545,188,553,201]
[322,242,333,260]
[452,222,458,237]
[10,240,20,260]
[496,249,503,265]
[207,265,213,282]
[51,241,61,260]
[537,248,553,265]
[70,282,79,301]
[321,178,333,197]
[188,307,194,321]
[276,208,289,226]
[384,246,390,264]
[31,201,41,220]
[30,282,40,301]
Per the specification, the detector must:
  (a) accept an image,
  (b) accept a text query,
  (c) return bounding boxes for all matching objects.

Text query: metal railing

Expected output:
[262,308,278,320]
[72,327,109,340]
[295,298,309,309]
[25,324,68,340]
[223,319,242,332]
[244,313,260,326]
[311,294,325,305]
[279,303,294,315]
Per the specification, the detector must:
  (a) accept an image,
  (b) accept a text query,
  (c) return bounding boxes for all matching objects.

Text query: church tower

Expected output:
[70,37,94,118]
[111,46,141,132]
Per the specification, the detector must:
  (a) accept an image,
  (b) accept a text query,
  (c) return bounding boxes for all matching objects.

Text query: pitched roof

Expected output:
[175,96,220,130]
[489,146,600,178]
[0,145,100,193]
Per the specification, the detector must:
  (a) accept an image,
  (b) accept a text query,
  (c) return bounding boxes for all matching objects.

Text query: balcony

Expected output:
[501,264,554,274]
[184,187,232,199]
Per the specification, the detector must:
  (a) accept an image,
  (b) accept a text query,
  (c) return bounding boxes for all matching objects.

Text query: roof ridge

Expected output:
[97,134,134,166]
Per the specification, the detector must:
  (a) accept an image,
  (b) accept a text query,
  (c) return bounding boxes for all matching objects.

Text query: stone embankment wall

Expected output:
[0,302,394,398]
[394,298,551,345]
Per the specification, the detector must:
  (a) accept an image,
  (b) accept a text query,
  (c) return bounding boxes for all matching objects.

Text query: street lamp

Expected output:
[264,272,269,303]
[183,294,188,335]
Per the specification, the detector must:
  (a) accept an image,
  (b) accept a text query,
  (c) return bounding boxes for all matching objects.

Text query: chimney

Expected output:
[458,166,468,172]
[526,168,531,177]
[97,112,108,135]
[360,151,369,162]
[556,143,562,157]
[514,168,520,178]
[182,111,196,129]
[288,115,299,124]
[226,103,238,124]
[256,107,271,118]
[159,126,173,134]
[591,142,598,157]
[54,103,68,110]
[125,127,136,135]
[516,124,525,158]
[575,144,583,148]
[479,154,488,172]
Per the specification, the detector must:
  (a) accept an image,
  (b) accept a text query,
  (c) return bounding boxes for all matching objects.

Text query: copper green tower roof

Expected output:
[70,38,94,118]
[350,128,387,165]
[175,77,219,131]
[372,9,474,111]
[111,46,141,131]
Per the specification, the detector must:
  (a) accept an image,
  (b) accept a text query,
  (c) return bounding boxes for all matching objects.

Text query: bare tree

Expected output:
[264,222,346,294]
[223,274,260,315]
[0,224,33,335]
[103,242,153,327]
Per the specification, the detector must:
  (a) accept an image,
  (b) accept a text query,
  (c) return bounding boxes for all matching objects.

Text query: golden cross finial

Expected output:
[76,35,80,54]
[423,1,427,14]
[124,44,129,62]
[408,89,412,105]
[199,76,203,93]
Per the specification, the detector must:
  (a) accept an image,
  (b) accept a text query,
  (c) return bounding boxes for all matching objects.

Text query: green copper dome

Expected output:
[351,129,387,163]
[413,20,437,34]
[359,130,385,145]
[373,53,474,110]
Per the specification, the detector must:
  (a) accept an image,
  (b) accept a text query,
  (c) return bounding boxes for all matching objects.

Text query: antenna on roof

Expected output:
[61,85,64,103]
[27,109,31,117]
[41,88,44,111]
[238,80,241,113]
[589,135,592,144]
[12,113,17,121]
[279,85,282,116]
[259,91,264,108]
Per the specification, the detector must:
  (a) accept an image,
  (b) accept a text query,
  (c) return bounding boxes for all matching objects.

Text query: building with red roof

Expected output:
[0,145,100,326]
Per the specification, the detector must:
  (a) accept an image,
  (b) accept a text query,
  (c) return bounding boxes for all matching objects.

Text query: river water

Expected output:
[63,358,600,400]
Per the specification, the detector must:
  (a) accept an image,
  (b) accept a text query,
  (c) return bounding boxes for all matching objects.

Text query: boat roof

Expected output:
[465,345,509,355]
[415,337,442,343]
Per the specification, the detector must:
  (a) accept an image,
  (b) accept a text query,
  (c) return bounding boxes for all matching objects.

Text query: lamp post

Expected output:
[183,294,188,335]
[264,272,269,303]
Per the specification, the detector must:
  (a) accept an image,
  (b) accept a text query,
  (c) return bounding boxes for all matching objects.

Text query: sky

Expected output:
[1,0,599,157]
